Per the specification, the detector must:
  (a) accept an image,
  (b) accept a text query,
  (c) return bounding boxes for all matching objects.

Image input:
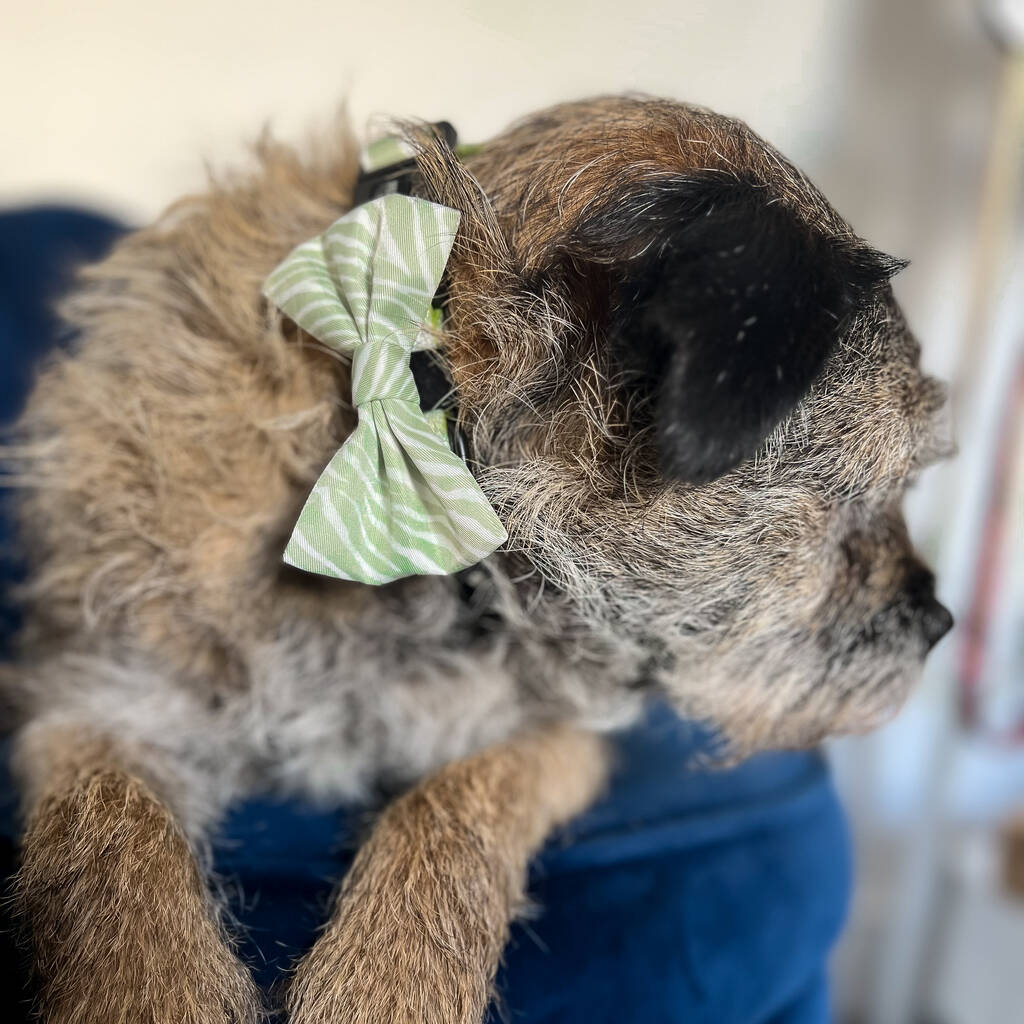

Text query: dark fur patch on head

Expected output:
[573,174,906,482]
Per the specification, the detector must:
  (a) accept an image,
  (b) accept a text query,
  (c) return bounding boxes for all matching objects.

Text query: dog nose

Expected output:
[919,597,954,650]
[904,567,953,650]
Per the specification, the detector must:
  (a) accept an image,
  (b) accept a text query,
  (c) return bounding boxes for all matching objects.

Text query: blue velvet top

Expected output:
[0,207,850,1023]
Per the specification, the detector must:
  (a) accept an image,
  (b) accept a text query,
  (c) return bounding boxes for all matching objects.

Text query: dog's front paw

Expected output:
[288,728,606,1024]
[287,789,505,1024]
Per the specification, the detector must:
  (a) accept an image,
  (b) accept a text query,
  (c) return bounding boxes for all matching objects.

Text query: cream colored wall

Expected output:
[3,0,848,221]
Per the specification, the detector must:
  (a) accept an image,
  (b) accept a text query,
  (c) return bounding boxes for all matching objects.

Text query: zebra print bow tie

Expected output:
[262,193,507,584]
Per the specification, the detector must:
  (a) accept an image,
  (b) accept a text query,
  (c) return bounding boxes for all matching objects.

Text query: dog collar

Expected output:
[262,128,507,584]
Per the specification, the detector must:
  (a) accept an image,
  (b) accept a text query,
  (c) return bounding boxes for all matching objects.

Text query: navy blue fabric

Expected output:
[0,206,125,643]
[0,206,124,426]
[0,207,851,1022]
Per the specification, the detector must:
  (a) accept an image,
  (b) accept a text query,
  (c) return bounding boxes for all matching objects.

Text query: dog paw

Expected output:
[287,791,501,1024]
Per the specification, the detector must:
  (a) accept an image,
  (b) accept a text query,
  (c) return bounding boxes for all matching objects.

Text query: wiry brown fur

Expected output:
[5,122,362,696]
[1,95,950,1021]
[415,97,950,750]
[288,727,606,1024]
[13,725,261,1023]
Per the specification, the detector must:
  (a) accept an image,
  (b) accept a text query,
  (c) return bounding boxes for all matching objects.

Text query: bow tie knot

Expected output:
[351,340,418,406]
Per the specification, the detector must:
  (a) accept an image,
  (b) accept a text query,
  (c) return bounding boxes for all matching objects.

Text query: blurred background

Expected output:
[2,0,1021,1021]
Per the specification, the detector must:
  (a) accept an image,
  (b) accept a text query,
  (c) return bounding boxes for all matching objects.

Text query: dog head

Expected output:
[412,96,952,753]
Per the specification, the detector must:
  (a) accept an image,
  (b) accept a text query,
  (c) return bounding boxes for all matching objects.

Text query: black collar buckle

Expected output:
[352,121,458,206]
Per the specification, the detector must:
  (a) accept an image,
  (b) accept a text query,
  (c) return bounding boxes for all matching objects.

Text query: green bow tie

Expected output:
[263,193,507,584]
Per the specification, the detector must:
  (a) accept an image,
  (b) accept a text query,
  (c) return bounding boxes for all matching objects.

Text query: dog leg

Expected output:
[288,725,608,1024]
[12,723,261,1024]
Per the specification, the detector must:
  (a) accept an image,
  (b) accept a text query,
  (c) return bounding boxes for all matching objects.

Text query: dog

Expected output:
[1,95,952,1023]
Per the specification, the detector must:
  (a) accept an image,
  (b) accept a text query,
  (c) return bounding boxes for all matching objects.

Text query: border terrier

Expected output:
[1,95,952,1023]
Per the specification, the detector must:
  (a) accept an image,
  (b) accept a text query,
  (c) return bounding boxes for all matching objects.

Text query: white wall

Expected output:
[3,0,850,220]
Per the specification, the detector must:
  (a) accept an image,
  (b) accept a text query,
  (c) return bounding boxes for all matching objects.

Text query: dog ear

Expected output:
[570,174,904,484]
